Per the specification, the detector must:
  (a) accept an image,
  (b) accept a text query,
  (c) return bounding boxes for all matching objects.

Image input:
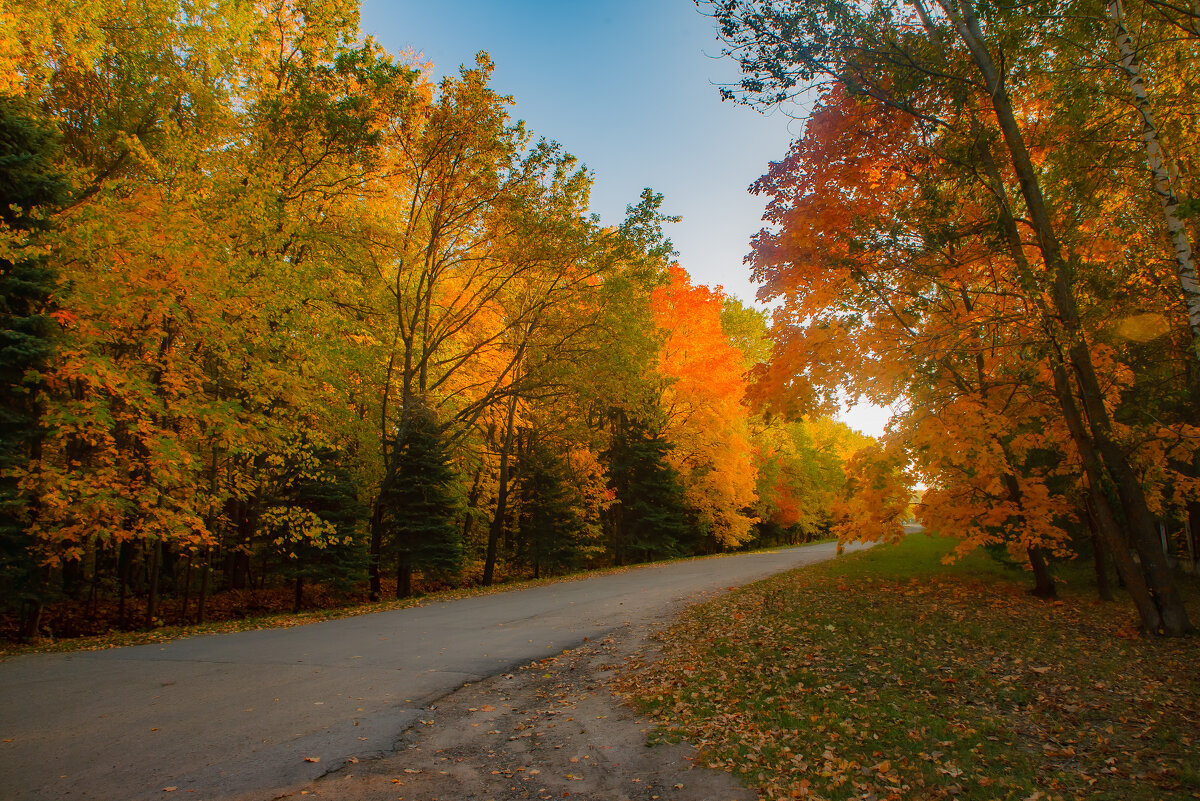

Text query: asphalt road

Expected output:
[0,540,866,800]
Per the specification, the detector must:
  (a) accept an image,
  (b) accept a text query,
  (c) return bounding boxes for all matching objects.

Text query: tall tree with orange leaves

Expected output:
[651,266,759,549]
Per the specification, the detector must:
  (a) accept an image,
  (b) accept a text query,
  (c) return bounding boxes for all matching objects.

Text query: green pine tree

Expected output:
[0,95,70,637]
[379,399,463,597]
[517,439,585,578]
[605,411,694,564]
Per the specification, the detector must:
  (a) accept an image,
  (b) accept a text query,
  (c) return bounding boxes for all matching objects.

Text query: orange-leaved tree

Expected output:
[651,265,758,549]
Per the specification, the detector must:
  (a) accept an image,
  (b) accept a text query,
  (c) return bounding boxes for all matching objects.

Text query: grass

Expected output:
[614,534,1200,801]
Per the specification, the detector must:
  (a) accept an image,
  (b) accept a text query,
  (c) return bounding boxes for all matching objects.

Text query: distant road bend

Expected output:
[0,540,869,800]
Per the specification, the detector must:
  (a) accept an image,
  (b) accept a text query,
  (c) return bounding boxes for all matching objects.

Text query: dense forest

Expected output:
[708,0,1200,635]
[0,0,872,641]
[4,0,1198,644]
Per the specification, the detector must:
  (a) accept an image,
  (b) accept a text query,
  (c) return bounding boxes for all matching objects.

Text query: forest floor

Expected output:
[0,567,567,651]
[0,544,828,654]
[614,536,1200,801]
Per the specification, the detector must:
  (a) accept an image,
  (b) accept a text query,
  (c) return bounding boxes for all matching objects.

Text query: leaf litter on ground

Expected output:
[613,535,1200,801]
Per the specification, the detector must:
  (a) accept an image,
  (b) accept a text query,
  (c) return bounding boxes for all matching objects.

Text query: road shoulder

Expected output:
[270,621,753,801]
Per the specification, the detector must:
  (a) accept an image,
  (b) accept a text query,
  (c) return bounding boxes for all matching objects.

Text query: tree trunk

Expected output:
[86,543,102,618]
[1077,503,1116,600]
[62,553,85,600]
[396,552,412,599]
[461,467,484,548]
[368,500,384,601]
[1026,546,1057,599]
[1093,534,1115,602]
[179,554,192,624]
[1108,0,1200,361]
[608,410,628,566]
[483,394,519,586]
[117,540,133,628]
[19,593,43,642]
[947,0,1192,634]
[999,473,1056,599]
[196,548,210,624]
[226,498,254,590]
[1187,501,1200,573]
[293,576,304,613]
[145,540,162,629]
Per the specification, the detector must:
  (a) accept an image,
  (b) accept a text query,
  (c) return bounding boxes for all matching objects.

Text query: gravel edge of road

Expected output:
[267,615,756,801]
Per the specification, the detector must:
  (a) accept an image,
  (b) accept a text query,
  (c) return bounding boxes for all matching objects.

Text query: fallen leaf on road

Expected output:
[303,757,320,763]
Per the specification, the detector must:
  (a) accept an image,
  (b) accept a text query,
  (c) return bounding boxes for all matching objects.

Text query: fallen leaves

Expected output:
[614,537,1200,801]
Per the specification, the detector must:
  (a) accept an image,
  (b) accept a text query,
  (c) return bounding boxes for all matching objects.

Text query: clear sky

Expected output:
[358,0,801,304]
[358,0,891,437]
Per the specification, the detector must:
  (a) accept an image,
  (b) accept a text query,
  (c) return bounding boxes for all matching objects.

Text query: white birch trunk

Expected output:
[1108,0,1200,362]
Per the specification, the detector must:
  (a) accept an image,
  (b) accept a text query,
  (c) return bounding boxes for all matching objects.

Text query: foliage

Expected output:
[259,437,366,608]
[605,411,695,564]
[377,399,462,597]
[0,94,69,627]
[652,265,759,549]
[0,0,874,640]
[708,0,1200,633]
[751,417,868,543]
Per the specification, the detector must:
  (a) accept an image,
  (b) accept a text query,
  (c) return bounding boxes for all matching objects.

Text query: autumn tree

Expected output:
[338,54,617,595]
[259,438,365,611]
[706,0,1195,632]
[652,266,759,549]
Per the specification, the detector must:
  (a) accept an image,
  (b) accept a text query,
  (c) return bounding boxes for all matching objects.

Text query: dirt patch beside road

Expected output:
[271,622,752,801]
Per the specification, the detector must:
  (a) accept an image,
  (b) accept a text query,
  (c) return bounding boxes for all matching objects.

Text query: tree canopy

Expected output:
[0,0,870,640]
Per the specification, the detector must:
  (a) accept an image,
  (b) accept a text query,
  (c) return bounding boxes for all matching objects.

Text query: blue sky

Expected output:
[359,0,801,306]
[358,0,891,436]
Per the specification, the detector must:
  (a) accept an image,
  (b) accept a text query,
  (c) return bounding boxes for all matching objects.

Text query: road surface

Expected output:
[0,541,866,800]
